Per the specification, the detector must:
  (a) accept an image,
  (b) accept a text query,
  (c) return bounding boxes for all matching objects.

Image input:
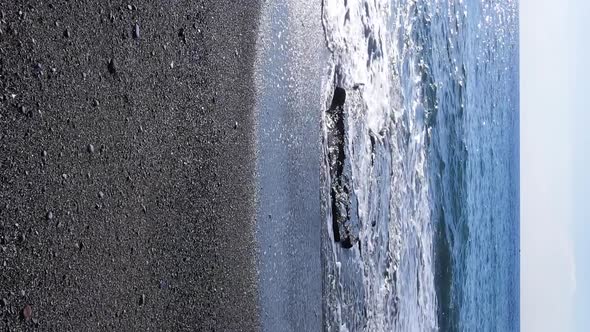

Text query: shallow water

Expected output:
[320,0,519,330]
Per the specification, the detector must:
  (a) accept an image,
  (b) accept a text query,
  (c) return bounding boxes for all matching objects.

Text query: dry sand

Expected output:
[0,1,260,330]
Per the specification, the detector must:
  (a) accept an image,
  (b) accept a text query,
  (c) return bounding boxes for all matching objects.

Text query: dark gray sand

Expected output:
[0,1,260,330]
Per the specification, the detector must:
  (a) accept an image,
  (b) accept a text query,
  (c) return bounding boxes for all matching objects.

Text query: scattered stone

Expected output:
[234,121,238,130]
[87,144,95,153]
[178,28,185,42]
[34,63,43,73]
[62,173,68,180]
[170,61,174,69]
[63,28,70,38]
[159,279,168,289]
[42,150,47,158]
[18,234,25,242]
[127,4,133,10]
[21,304,32,321]
[1,298,7,307]
[133,23,140,39]
[20,290,25,297]
[93,99,100,107]
[98,191,104,199]
[46,211,54,220]
[107,58,117,75]
[139,294,145,305]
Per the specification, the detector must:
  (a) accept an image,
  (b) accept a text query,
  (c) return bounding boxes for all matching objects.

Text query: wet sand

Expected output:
[254,1,326,331]
[0,1,260,330]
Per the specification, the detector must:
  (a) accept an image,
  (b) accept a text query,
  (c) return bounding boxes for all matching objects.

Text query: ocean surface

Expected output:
[320,0,519,331]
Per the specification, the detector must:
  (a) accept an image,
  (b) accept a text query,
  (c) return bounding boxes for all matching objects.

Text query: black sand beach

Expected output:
[1,1,260,330]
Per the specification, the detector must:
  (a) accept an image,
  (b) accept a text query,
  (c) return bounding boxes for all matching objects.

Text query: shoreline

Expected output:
[0,1,260,330]
[255,1,327,330]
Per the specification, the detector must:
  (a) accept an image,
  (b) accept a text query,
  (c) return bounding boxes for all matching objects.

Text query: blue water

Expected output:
[422,0,520,330]
[321,0,519,330]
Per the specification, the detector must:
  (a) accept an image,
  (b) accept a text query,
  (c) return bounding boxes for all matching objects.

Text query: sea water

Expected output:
[320,0,519,330]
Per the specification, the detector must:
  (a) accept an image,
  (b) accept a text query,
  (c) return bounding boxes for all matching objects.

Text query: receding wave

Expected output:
[320,0,519,331]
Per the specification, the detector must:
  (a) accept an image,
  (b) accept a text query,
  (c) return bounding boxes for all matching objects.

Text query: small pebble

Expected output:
[139,294,145,305]
[93,99,100,107]
[133,23,140,39]
[18,234,25,242]
[20,290,25,297]
[98,191,104,199]
[87,144,95,153]
[1,298,7,307]
[159,279,168,289]
[42,150,47,158]
[63,28,70,38]
[108,58,117,75]
[21,304,32,321]
[46,211,54,220]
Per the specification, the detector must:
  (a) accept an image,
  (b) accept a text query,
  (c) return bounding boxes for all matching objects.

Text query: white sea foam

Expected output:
[321,0,438,330]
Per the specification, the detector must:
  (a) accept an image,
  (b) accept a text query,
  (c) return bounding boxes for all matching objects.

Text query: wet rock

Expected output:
[330,87,346,109]
[327,86,357,249]
[21,304,32,321]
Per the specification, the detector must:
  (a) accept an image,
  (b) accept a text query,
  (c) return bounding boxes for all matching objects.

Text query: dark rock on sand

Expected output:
[107,58,117,75]
[133,23,140,39]
[21,304,32,321]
